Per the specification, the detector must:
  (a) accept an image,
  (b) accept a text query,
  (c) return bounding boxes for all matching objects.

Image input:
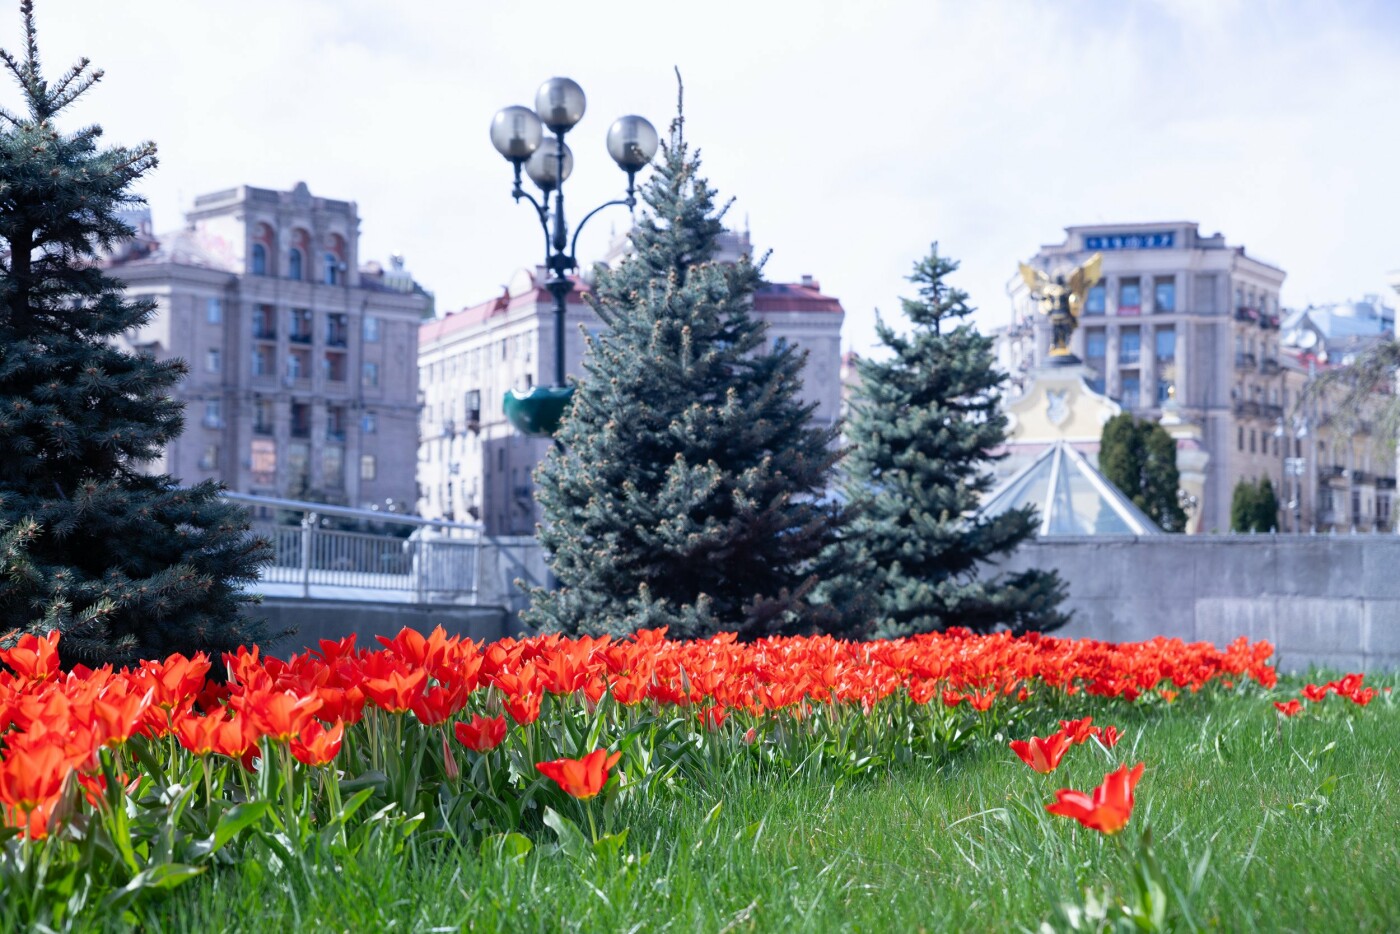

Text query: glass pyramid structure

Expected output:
[981,441,1162,536]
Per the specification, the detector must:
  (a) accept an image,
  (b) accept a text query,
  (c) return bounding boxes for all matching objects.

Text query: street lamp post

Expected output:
[489,78,658,436]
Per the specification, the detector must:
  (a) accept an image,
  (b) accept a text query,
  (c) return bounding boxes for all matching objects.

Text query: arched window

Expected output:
[288,248,303,281]
[251,243,267,276]
[324,252,339,285]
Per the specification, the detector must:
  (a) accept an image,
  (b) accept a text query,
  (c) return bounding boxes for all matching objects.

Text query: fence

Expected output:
[223,492,544,606]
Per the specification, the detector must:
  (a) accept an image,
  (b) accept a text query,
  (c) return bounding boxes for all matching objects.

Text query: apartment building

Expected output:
[104,182,430,511]
[998,221,1287,532]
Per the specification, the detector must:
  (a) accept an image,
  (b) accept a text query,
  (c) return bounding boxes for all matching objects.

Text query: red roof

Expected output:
[420,275,592,345]
[421,276,843,345]
[753,281,844,314]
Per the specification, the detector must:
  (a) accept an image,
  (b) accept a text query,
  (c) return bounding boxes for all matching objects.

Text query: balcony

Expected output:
[1234,352,1256,369]
[253,325,277,341]
[289,331,313,345]
[1234,306,1260,323]
[1261,403,1283,420]
[1322,465,1347,481]
[1379,477,1397,491]
[1233,400,1261,418]
[253,421,274,437]
[1259,357,1280,375]
[326,428,347,443]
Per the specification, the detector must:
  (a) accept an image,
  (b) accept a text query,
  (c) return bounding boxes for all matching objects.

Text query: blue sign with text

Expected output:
[1083,232,1175,250]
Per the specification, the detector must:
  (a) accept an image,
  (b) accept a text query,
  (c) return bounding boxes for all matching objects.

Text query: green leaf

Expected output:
[480,832,533,864]
[592,828,629,862]
[102,864,206,911]
[543,807,587,860]
[212,800,271,851]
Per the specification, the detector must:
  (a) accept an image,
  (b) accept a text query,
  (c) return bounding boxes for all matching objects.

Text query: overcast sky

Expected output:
[11,1,1400,350]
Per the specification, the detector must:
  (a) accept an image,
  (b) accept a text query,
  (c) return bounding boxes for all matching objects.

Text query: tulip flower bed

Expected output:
[1,627,1396,931]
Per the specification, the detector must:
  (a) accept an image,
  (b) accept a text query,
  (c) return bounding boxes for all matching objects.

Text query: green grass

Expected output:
[132,680,1399,933]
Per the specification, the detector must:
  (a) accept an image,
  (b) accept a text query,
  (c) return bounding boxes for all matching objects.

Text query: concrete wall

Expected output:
[255,598,514,659]
[992,535,1400,672]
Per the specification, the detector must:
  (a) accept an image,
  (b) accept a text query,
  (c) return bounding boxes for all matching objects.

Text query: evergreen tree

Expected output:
[1230,477,1279,533]
[0,3,270,668]
[524,102,844,640]
[826,245,1068,638]
[1099,413,1189,532]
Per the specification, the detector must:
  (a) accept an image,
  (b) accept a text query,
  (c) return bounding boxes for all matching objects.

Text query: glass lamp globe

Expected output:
[489,106,543,162]
[535,77,586,133]
[606,115,659,171]
[524,137,574,191]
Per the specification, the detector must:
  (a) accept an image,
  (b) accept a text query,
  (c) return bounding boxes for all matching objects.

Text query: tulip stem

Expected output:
[585,799,599,846]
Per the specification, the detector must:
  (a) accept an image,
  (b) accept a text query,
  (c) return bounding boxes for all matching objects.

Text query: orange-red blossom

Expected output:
[1008,730,1073,773]
[535,749,621,800]
[1046,762,1145,835]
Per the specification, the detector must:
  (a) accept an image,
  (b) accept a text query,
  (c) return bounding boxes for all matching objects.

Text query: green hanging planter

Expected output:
[503,385,575,436]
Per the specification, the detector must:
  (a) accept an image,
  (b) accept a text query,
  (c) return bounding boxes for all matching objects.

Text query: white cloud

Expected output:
[7,0,1399,350]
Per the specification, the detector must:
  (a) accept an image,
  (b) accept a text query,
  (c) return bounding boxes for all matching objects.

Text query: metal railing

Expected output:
[223,492,500,603]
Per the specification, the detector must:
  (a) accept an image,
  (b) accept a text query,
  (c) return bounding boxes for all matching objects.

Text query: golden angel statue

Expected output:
[1018,253,1103,364]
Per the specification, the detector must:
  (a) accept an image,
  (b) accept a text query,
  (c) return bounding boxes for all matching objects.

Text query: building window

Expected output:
[288,442,310,492]
[1156,378,1173,405]
[203,399,222,428]
[1352,490,1362,523]
[360,454,377,481]
[1155,327,1176,362]
[251,243,268,276]
[323,352,348,383]
[1118,279,1141,315]
[289,308,312,343]
[252,346,274,378]
[250,438,276,486]
[254,304,277,340]
[1084,284,1106,316]
[323,445,344,490]
[1119,374,1140,408]
[206,297,223,324]
[1085,330,1106,362]
[325,313,349,347]
[288,248,303,281]
[1238,426,1244,451]
[362,362,380,388]
[287,352,306,382]
[1249,429,1256,453]
[465,390,481,424]
[324,252,339,286]
[361,412,377,434]
[205,348,220,373]
[362,315,380,343]
[1153,278,1175,313]
[199,443,219,471]
[253,397,274,435]
[1120,329,1141,364]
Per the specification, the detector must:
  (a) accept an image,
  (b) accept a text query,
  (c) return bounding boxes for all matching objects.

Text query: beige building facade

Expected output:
[105,183,429,512]
[998,222,1288,533]
[417,231,846,534]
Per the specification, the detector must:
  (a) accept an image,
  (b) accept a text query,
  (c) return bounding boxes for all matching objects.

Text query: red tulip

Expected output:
[504,691,542,726]
[1009,730,1073,773]
[1058,717,1095,745]
[536,748,622,800]
[1093,725,1122,748]
[1046,762,1145,835]
[1273,699,1303,717]
[0,631,61,682]
[234,689,323,742]
[1346,687,1376,707]
[291,719,344,767]
[361,669,428,714]
[454,714,507,753]
[1301,683,1329,703]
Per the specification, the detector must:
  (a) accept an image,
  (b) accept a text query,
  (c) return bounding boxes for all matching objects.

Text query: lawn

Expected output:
[145,677,1398,933]
[2,628,1394,933]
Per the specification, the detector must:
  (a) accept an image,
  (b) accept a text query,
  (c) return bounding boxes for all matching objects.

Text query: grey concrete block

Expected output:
[1195,597,1277,649]
[1360,541,1400,599]
[1275,651,1365,676]
[1363,601,1400,656]
[1273,598,1364,654]
[1192,541,1278,597]
[1274,539,1359,598]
